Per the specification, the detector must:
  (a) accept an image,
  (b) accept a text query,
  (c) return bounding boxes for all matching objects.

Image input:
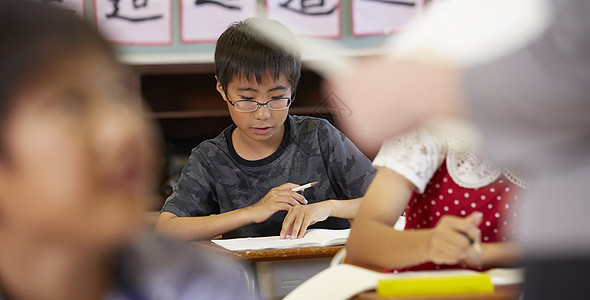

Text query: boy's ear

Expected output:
[215,76,226,101]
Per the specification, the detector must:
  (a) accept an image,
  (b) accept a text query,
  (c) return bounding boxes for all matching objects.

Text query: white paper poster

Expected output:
[266,0,341,38]
[94,0,172,45]
[181,0,257,43]
[42,0,85,16]
[352,0,423,36]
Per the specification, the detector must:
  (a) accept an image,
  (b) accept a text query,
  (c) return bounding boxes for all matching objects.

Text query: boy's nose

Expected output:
[253,104,271,120]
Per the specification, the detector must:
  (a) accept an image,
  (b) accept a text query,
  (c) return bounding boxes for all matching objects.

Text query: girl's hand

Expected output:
[462,243,487,267]
[461,242,520,268]
[426,212,482,265]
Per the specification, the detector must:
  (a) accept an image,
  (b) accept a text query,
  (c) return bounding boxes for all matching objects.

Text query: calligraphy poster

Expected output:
[181,0,257,44]
[352,0,423,36]
[266,0,341,38]
[93,0,172,45]
[43,0,85,16]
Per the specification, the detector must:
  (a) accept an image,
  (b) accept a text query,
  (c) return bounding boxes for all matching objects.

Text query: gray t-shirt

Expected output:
[161,115,376,238]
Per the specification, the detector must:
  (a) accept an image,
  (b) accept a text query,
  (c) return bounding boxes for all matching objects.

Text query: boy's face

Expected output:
[0,52,156,252]
[217,72,291,143]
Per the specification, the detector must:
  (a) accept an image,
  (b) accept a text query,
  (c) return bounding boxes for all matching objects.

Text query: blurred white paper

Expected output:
[180,0,257,43]
[43,0,85,16]
[94,0,172,45]
[266,0,341,38]
[352,0,423,36]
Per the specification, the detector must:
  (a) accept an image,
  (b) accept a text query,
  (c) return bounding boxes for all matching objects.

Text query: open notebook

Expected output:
[284,264,523,300]
[211,228,350,251]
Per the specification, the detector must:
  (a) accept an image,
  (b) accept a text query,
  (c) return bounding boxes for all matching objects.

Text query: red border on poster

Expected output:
[77,0,86,18]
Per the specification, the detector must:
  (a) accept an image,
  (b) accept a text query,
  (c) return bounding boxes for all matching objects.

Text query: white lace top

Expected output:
[373,128,527,193]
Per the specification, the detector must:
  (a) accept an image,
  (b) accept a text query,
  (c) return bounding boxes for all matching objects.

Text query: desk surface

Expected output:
[192,240,344,263]
[353,285,521,300]
[193,240,521,300]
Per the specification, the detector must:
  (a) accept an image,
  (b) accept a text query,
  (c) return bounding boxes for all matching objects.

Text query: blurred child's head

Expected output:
[214,18,301,143]
[0,2,155,252]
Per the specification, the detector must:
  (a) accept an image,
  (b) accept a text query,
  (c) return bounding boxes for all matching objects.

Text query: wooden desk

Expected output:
[193,240,344,299]
[353,284,521,300]
[192,240,344,263]
[194,241,522,300]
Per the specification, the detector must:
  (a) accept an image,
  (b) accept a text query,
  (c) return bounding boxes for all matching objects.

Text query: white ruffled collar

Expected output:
[446,137,527,189]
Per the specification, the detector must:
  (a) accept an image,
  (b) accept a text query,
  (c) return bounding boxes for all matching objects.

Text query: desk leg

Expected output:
[255,258,332,300]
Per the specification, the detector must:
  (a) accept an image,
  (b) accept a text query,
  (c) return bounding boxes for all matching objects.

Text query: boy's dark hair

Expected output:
[214,18,301,97]
[0,1,115,155]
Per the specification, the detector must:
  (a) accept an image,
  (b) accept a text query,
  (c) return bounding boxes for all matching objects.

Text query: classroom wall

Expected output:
[83,0,391,64]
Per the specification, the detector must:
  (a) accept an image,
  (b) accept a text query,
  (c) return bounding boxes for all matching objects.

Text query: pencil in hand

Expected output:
[291,182,318,192]
[463,233,483,253]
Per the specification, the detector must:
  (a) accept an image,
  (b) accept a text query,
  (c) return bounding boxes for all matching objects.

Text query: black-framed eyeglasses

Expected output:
[224,90,294,113]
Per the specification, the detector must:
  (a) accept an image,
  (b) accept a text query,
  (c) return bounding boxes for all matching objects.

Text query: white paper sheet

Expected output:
[352,0,423,36]
[212,228,350,251]
[266,0,341,38]
[180,0,257,43]
[94,0,172,45]
[43,0,85,16]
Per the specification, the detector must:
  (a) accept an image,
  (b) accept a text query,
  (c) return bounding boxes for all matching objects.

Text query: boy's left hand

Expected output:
[280,201,332,239]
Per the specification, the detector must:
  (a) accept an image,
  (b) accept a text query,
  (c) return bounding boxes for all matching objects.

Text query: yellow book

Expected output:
[377,273,494,297]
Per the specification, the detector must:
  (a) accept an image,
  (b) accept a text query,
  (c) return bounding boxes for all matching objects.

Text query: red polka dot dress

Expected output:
[399,160,524,272]
[372,128,527,272]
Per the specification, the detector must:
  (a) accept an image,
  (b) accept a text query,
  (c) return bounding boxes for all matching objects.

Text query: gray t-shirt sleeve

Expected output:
[161,146,219,217]
[317,119,376,199]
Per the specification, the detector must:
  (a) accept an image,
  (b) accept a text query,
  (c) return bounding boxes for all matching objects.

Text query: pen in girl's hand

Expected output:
[463,233,483,253]
[291,182,318,192]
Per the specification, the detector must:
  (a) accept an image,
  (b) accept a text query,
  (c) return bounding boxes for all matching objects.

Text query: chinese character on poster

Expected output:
[94,0,172,45]
[266,0,341,38]
[181,0,257,43]
[352,0,423,36]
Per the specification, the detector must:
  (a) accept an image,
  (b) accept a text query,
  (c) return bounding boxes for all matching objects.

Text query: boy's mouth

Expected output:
[252,126,272,135]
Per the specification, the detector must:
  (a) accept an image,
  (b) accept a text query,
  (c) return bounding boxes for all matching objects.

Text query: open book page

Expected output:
[486,268,524,285]
[284,264,523,300]
[297,228,350,245]
[211,229,350,251]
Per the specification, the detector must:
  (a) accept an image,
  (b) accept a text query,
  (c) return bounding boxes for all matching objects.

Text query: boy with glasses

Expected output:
[156,18,375,240]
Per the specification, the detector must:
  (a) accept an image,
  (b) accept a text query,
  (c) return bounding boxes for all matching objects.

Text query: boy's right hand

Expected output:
[249,183,308,224]
[426,212,482,265]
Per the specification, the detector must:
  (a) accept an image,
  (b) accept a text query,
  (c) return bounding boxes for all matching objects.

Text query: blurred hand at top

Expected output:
[326,58,466,154]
